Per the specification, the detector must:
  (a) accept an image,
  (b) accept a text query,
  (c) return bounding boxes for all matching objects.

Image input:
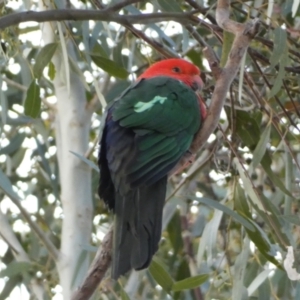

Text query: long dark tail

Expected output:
[112,177,167,279]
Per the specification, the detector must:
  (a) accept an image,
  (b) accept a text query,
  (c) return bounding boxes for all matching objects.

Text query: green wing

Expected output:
[111,76,201,186]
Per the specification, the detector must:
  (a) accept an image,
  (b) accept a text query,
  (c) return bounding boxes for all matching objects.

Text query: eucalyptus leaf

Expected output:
[91,55,128,79]
[251,123,271,168]
[172,274,209,292]
[24,80,41,118]
[270,28,287,69]
[70,151,99,172]
[157,0,182,12]
[0,261,32,278]
[149,258,174,293]
[195,197,255,231]
[33,43,58,78]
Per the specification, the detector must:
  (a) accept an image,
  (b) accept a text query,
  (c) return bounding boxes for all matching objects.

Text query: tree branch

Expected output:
[0,9,199,30]
[190,1,260,153]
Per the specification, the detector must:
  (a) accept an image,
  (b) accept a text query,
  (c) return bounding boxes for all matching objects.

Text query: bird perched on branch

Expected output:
[98,58,206,279]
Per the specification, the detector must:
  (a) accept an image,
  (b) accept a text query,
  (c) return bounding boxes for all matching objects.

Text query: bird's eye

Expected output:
[172,67,181,73]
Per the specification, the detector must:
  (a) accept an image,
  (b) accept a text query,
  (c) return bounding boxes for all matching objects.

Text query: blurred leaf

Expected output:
[234,158,267,212]
[48,61,56,80]
[33,43,58,78]
[0,168,19,199]
[0,77,7,124]
[167,210,184,254]
[91,41,109,58]
[0,261,32,278]
[261,154,293,197]
[0,133,26,155]
[280,215,300,226]
[149,258,174,293]
[0,275,21,300]
[194,197,255,231]
[119,284,130,300]
[247,269,272,297]
[70,151,99,172]
[24,80,41,118]
[269,50,288,99]
[232,237,250,300]
[220,31,234,67]
[251,123,271,168]
[235,110,260,148]
[197,207,223,266]
[270,28,287,69]
[157,0,182,11]
[91,55,128,79]
[172,274,209,291]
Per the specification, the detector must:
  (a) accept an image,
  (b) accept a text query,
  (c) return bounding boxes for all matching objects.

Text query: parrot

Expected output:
[98,58,207,279]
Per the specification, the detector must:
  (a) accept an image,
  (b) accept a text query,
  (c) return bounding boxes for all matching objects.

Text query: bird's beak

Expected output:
[191,75,204,92]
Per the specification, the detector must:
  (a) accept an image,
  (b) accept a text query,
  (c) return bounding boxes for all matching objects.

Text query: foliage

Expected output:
[1,0,300,299]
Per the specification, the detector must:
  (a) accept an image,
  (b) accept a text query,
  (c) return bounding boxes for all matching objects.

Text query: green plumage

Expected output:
[111,76,200,187]
[98,76,202,279]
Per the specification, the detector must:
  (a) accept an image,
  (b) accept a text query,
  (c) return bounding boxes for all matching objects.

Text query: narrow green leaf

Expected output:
[91,41,109,58]
[195,197,255,231]
[220,31,234,67]
[167,210,184,254]
[149,258,174,293]
[157,0,182,12]
[0,261,32,278]
[0,76,7,124]
[0,168,19,200]
[0,133,26,155]
[91,55,128,79]
[280,215,300,226]
[270,28,287,69]
[119,285,130,300]
[269,50,288,99]
[172,274,209,292]
[247,269,272,297]
[48,61,56,80]
[234,181,250,217]
[33,43,58,78]
[261,154,293,197]
[0,275,21,300]
[251,123,271,168]
[70,151,99,172]
[234,158,267,212]
[232,237,250,300]
[24,80,41,118]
